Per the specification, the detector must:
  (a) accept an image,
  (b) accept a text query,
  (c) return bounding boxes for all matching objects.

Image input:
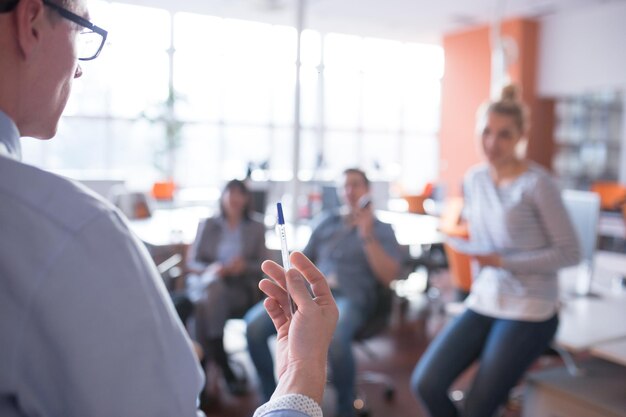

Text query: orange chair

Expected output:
[403,194,428,214]
[443,243,473,298]
[590,181,626,211]
[402,182,436,214]
[152,180,176,201]
[438,198,472,298]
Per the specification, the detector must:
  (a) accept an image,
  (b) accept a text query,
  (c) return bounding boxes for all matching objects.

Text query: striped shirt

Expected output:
[458,163,581,321]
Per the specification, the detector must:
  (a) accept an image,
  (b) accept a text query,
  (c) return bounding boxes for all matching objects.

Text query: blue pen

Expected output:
[276,203,297,315]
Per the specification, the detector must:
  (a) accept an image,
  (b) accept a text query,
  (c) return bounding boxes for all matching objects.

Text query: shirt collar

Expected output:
[0,110,21,161]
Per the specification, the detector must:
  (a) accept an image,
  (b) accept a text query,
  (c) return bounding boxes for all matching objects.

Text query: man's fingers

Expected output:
[290,252,333,300]
[259,278,290,311]
[285,269,316,309]
[261,260,287,291]
[263,297,289,334]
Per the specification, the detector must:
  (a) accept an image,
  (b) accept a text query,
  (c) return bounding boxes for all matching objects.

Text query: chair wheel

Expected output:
[384,387,395,402]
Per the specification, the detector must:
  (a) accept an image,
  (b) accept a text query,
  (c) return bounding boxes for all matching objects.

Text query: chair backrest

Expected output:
[561,189,601,265]
[355,284,394,341]
[590,181,626,211]
[322,185,341,212]
[443,243,473,293]
[108,186,154,220]
[249,189,268,216]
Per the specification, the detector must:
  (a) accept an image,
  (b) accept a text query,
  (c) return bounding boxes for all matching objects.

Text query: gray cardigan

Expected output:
[186,214,267,281]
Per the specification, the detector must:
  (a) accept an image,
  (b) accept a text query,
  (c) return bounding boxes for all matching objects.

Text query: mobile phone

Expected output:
[358,194,372,209]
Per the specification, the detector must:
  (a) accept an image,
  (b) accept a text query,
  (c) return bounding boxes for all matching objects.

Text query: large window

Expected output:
[22,0,443,194]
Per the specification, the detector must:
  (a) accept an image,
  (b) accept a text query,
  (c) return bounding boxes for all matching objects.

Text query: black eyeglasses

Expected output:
[0,0,19,13]
[42,0,107,61]
[0,0,107,61]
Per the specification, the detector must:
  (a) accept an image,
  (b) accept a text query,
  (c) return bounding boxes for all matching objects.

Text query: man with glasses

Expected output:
[0,1,338,416]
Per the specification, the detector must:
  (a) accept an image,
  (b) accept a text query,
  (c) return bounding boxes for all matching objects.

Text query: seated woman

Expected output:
[186,179,267,395]
[411,85,581,417]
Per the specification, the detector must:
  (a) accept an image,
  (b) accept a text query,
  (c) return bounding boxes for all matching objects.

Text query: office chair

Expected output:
[590,181,626,212]
[353,284,396,417]
[443,243,472,302]
[561,189,601,296]
[438,197,472,301]
[108,186,154,220]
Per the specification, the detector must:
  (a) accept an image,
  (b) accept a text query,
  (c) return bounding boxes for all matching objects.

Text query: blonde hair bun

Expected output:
[500,84,520,102]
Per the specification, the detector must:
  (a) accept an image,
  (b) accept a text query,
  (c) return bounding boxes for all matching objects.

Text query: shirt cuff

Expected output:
[253,393,323,417]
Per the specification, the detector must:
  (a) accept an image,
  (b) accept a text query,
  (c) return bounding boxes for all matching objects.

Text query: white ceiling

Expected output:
[118,0,622,44]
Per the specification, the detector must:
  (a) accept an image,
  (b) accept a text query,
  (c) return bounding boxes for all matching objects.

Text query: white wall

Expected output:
[538,1,626,182]
[538,1,626,96]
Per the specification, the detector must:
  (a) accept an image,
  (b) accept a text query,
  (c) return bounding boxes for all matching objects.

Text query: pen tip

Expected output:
[277,202,285,225]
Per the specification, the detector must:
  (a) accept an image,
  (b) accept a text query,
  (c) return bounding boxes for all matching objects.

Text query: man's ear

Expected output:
[13,0,46,59]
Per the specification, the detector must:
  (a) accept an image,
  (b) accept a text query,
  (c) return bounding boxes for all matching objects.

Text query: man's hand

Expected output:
[259,252,339,405]
[353,204,375,239]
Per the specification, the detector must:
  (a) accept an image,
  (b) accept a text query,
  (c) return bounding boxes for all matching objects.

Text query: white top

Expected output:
[458,163,581,321]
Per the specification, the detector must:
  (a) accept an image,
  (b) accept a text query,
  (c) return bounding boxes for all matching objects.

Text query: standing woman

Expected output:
[411,85,581,417]
[186,179,267,395]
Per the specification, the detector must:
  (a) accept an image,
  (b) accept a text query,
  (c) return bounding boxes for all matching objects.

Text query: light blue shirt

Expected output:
[303,210,403,311]
[0,110,322,417]
[216,218,243,264]
[0,110,204,416]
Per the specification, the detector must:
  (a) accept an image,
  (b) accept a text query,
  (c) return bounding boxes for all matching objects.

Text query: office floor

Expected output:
[201,269,554,417]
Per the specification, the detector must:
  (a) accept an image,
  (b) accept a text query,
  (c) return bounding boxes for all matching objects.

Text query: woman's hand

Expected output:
[227,256,246,276]
[473,253,503,268]
[258,252,339,405]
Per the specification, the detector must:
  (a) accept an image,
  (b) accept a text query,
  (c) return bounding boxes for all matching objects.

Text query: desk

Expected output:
[590,338,626,367]
[522,253,626,417]
[598,211,625,239]
[264,210,444,251]
[523,358,626,417]
[129,206,212,247]
[556,294,626,352]
[556,251,626,352]
[265,223,312,252]
[130,207,444,276]
[375,210,444,246]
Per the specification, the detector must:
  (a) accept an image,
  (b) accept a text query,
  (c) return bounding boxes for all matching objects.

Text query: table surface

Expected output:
[590,338,626,367]
[129,206,212,247]
[525,358,626,417]
[598,211,625,239]
[556,251,626,355]
[130,207,445,249]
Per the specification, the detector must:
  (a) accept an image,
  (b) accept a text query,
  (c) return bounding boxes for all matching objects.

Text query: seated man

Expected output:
[246,168,402,417]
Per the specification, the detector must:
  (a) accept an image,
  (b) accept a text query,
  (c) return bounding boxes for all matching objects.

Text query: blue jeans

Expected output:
[411,309,558,417]
[245,296,368,417]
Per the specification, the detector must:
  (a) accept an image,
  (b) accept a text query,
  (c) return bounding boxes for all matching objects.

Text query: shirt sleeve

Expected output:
[245,220,268,278]
[375,221,403,263]
[17,210,204,417]
[302,211,338,261]
[253,394,323,417]
[302,218,324,262]
[501,175,582,273]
